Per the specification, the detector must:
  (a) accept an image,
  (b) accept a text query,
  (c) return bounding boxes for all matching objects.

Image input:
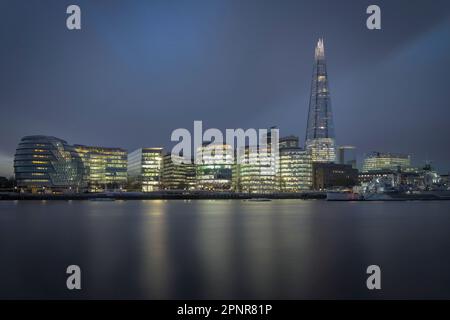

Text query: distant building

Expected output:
[305,39,336,163]
[128,148,163,192]
[338,145,356,169]
[312,163,358,190]
[161,153,195,190]
[196,143,233,191]
[279,135,299,149]
[75,144,128,192]
[279,146,312,192]
[0,176,7,186]
[14,135,85,193]
[0,176,13,190]
[233,134,313,193]
[362,152,410,172]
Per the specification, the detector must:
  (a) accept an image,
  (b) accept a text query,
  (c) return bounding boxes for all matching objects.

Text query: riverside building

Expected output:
[312,162,358,190]
[279,136,312,192]
[127,148,163,192]
[14,135,85,193]
[74,144,127,192]
[196,143,233,191]
[232,145,278,194]
[161,153,196,190]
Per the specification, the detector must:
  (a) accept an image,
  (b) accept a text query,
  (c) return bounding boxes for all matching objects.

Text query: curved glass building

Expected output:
[14,135,86,193]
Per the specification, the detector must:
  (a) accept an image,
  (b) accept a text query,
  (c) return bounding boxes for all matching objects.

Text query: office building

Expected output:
[279,146,312,192]
[362,152,411,172]
[75,144,127,191]
[233,145,278,194]
[128,148,163,192]
[161,153,195,190]
[196,143,233,191]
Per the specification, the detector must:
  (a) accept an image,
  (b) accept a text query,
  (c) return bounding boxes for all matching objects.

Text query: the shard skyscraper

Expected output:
[305,38,336,163]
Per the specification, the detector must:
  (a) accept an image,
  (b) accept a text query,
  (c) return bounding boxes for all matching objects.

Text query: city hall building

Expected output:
[14,135,129,193]
[14,135,85,193]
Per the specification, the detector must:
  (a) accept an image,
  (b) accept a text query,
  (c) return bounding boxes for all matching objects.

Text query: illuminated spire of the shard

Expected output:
[315,38,325,59]
[305,38,336,162]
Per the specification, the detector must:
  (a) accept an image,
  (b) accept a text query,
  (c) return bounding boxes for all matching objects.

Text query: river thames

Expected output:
[1,199,450,299]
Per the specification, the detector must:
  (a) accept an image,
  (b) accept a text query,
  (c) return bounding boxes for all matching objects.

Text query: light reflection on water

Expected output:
[0,199,450,299]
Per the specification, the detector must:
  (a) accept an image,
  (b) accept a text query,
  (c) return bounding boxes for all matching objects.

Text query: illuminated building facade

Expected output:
[279,144,313,192]
[362,152,411,172]
[14,135,85,193]
[305,38,336,163]
[161,153,196,190]
[233,146,278,194]
[75,144,127,191]
[128,148,163,192]
[196,143,233,191]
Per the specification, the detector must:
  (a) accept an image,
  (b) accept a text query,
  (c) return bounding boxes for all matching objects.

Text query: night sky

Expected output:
[1,0,450,176]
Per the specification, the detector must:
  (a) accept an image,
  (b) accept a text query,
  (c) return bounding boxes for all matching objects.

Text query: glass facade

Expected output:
[306,138,336,163]
[279,147,312,192]
[362,152,411,172]
[196,143,233,191]
[233,146,278,194]
[305,39,336,163]
[14,135,85,193]
[161,154,195,190]
[128,148,163,192]
[75,145,127,192]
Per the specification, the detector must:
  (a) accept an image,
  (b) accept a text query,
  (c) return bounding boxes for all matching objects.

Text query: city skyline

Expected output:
[3,1,450,305]
[1,0,450,176]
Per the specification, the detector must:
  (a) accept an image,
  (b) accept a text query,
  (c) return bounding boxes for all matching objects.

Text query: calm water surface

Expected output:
[0,199,450,299]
